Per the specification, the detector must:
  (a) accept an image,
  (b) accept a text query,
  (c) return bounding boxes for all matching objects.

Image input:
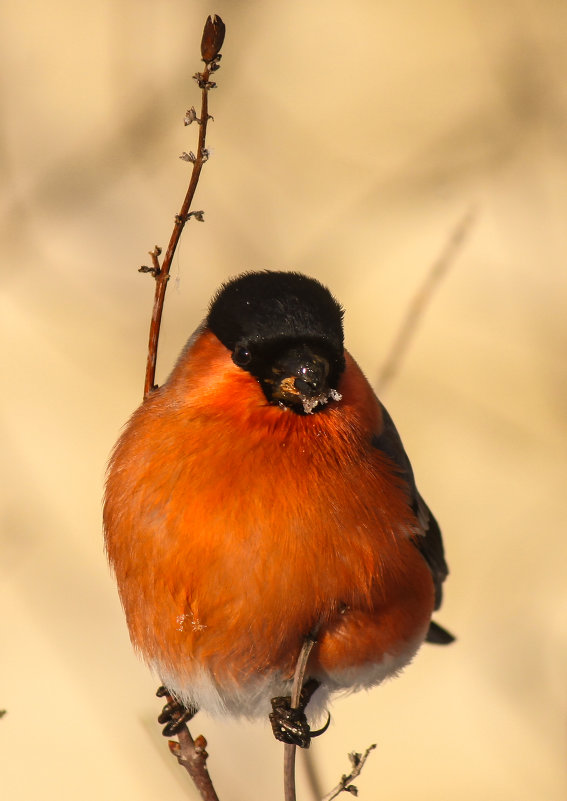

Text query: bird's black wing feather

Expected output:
[371,402,454,644]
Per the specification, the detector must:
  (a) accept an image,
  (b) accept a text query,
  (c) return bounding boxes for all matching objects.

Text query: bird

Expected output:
[103,270,453,746]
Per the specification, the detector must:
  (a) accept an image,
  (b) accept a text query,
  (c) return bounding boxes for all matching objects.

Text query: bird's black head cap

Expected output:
[208,271,344,352]
[207,271,346,409]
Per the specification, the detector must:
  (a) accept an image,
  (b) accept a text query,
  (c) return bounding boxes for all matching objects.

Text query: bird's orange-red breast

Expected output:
[104,271,452,721]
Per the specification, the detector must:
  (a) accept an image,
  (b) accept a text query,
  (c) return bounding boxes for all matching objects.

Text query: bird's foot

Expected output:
[156,685,197,737]
[269,678,330,748]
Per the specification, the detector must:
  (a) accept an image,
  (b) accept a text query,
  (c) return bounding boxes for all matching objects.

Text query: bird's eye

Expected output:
[232,345,252,367]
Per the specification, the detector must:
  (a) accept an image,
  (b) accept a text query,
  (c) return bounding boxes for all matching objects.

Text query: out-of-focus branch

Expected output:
[376,207,477,394]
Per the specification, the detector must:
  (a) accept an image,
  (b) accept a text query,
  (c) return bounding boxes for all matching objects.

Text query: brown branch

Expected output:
[141,15,225,801]
[284,632,320,801]
[168,727,220,801]
[319,745,377,801]
[158,686,220,801]
[280,634,376,801]
[376,206,477,395]
[140,14,225,400]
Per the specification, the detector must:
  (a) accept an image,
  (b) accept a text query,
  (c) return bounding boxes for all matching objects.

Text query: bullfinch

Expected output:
[103,270,452,745]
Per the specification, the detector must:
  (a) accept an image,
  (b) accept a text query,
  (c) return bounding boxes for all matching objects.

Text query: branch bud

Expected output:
[201,14,225,63]
[186,210,205,222]
[184,107,198,126]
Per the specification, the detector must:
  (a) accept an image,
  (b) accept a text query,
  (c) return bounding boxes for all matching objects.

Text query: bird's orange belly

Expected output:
[140,513,435,718]
[105,359,436,718]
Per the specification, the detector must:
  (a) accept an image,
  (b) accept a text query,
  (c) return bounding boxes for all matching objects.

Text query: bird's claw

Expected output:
[269,695,330,748]
[270,695,312,747]
[156,685,197,737]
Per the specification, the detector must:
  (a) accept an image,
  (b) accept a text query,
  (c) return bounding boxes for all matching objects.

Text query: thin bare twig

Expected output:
[320,745,377,801]
[284,632,320,801]
[140,14,225,400]
[376,206,477,395]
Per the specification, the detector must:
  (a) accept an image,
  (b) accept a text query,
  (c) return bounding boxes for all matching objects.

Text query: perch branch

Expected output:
[283,631,321,801]
[168,726,220,801]
[157,685,220,801]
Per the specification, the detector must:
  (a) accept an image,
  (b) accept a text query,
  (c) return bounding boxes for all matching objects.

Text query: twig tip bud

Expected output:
[201,14,225,63]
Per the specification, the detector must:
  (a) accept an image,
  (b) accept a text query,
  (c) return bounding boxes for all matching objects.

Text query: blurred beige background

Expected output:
[1,1,566,799]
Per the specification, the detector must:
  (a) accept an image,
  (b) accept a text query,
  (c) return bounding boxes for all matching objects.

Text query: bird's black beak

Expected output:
[268,345,341,414]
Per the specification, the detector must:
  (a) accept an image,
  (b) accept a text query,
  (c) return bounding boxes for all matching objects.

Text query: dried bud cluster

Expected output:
[186,210,205,222]
[184,107,198,126]
[139,264,160,277]
[193,72,218,90]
